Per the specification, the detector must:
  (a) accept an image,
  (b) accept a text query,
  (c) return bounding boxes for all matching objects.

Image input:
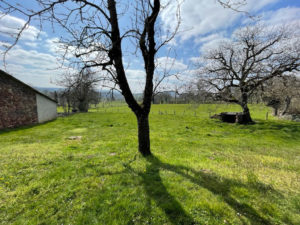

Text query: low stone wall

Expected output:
[0,73,38,129]
[210,112,254,124]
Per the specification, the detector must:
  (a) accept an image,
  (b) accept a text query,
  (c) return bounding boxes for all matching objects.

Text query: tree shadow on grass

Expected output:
[125,155,278,225]
[124,157,196,224]
[142,158,196,224]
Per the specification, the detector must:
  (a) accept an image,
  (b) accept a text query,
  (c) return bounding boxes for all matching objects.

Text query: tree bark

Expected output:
[240,93,253,124]
[78,99,89,112]
[152,95,155,104]
[273,107,278,116]
[136,113,151,156]
[241,104,253,124]
[67,98,71,114]
[281,96,291,116]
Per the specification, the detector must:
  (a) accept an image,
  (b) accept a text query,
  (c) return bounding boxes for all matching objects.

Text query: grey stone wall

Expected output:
[0,73,38,129]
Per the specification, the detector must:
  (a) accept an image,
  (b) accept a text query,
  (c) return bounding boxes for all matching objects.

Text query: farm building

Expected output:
[0,70,57,129]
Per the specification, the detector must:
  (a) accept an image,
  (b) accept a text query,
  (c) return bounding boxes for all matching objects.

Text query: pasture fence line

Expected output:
[90,103,273,121]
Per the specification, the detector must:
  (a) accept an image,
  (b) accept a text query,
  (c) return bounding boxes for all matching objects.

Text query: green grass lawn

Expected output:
[1,104,300,225]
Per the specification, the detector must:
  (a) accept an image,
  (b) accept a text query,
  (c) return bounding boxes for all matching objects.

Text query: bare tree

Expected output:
[198,24,300,123]
[177,83,196,103]
[89,90,102,107]
[152,54,182,104]
[263,75,300,116]
[58,68,100,112]
[193,80,215,103]
[0,0,183,156]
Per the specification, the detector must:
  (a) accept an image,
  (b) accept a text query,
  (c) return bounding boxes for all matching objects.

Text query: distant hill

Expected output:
[34,87,129,100]
[34,87,177,100]
[35,87,63,92]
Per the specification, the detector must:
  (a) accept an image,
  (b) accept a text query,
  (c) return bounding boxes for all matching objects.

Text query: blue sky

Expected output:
[0,0,299,92]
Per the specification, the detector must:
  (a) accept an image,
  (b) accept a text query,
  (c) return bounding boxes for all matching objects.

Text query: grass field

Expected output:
[1,104,300,225]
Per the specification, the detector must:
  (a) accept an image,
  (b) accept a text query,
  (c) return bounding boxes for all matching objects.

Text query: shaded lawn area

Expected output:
[0,104,300,224]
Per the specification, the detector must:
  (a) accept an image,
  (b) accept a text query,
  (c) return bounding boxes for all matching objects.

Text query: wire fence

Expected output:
[87,102,273,121]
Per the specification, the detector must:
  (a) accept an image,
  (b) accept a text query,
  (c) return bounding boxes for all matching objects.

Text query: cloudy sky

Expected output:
[0,0,299,92]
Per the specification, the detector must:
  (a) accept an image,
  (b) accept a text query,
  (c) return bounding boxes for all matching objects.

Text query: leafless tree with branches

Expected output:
[58,68,100,112]
[197,24,300,123]
[0,0,183,156]
[263,75,300,116]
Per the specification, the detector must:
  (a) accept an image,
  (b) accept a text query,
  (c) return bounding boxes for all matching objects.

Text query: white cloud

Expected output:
[0,46,62,87]
[124,64,189,93]
[24,42,38,48]
[45,38,110,67]
[194,32,225,44]
[160,0,279,42]
[194,6,300,55]
[156,57,188,71]
[0,41,10,48]
[0,12,44,41]
[3,46,58,68]
[259,7,300,25]
[45,38,62,54]
[125,69,146,93]
[125,69,145,79]
[4,64,62,88]
[199,37,230,53]
[0,13,63,88]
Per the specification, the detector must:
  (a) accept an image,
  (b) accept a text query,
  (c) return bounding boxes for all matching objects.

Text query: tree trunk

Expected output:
[107,0,159,156]
[239,93,253,124]
[241,104,253,124]
[136,113,151,156]
[78,99,89,112]
[67,98,71,114]
[273,107,278,116]
[281,96,291,116]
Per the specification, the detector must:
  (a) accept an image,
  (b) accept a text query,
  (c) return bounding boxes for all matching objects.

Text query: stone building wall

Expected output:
[0,72,38,129]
